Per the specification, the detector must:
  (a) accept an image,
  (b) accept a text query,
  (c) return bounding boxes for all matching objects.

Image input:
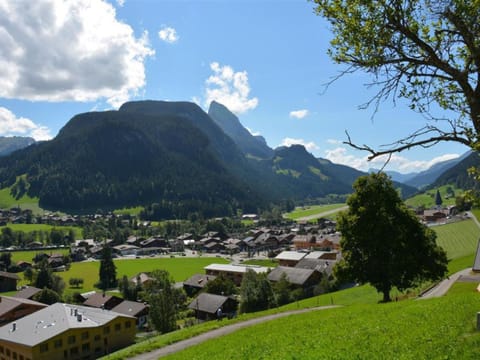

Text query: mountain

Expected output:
[431,151,480,190]
[0,106,263,216]
[207,101,273,159]
[0,136,35,157]
[370,169,418,184]
[404,153,470,189]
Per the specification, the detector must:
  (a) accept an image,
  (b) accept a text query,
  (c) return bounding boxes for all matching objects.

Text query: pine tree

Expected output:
[98,246,117,291]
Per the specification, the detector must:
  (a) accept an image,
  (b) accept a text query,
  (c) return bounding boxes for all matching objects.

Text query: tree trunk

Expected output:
[382,288,391,303]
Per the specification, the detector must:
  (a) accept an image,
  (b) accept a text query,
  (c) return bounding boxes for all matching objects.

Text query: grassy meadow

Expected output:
[0,186,42,214]
[0,223,83,238]
[404,184,461,208]
[433,219,480,259]
[284,203,346,220]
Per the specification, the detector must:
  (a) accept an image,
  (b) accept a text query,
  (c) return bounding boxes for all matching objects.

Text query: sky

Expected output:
[0,0,471,174]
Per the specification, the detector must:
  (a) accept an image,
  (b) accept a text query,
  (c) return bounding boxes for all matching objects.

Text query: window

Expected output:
[40,343,49,353]
[12,352,17,360]
[81,343,90,353]
[125,321,131,329]
[68,335,76,344]
[54,339,63,348]
[81,331,89,340]
[5,349,10,357]
[103,326,110,334]
[94,334,101,341]
[114,323,121,332]
[19,356,24,360]
[94,347,101,354]
[70,347,78,355]
[0,346,3,354]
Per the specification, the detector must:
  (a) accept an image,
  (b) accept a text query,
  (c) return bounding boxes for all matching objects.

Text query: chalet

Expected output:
[16,261,32,271]
[183,274,217,296]
[423,209,449,223]
[140,237,167,248]
[204,241,225,253]
[204,264,270,286]
[0,272,20,292]
[274,251,307,267]
[111,300,149,329]
[267,266,323,292]
[303,251,338,261]
[188,293,238,321]
[113,244,139,257]
[292,234,317,250]
[0,296,47,326]
[83,293,123,310]
[130,273,152,287]
[295,258,336,277]
[0,303,136,360]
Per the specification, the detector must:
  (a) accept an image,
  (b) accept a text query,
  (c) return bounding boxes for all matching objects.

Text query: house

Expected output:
[204,264,270,286]
[14,287,42,300]
[267,266,323,291]
[204,241,225,253]
[295,258,336,277]
[83,293,123,310]
[183,274,217,296]
[274,251,307,267]
[303,251,338,261]
[188,293,238,321]
[130,273,152,287]
[140,237,167,248]
[16,261,32,271]
[113,244,139,257]
[0,296,47,326]
[0,303,136,360]
[0,272,20,292]
[111,300,149,329]
[423,210,449,223]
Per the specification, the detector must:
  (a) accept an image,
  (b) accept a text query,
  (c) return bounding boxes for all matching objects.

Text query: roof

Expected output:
[187,293,231,314]
[111,300,148,317]
[275,251,306,261]
[304,251,330,260]
[183,274,216,288]
[295,259,335,275]
[13,286,42,300]
[204,263,270,274]
[0,303,135,347]
[267,266,317,286]
[0,296,47,317]
[83,293,121,308]
[0,271,20,280]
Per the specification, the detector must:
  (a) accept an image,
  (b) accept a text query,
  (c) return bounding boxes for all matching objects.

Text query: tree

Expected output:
[203,274,237,296]
[335,173,448,302]
[119,275,138,301]
[314,0,480,158]
[435,189,443,207]
[145,270,179,334]
[98,246,117,290]
[69,278,84,288]
[239,270,275,313]
[33,288,61,305]
[0,252,12,271]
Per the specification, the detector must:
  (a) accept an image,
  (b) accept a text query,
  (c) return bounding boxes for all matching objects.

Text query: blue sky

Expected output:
[0,0,470,173]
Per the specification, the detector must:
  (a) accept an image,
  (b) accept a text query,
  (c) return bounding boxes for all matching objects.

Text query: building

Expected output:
[183,274,217,296]
[0,303,136,360]
[0,296,47,327]
[0,272,20,293]
[83,293,123,310]
[274,251,307,267]
[204,264,270,286]
[188,293,238,321]
[111,301,149,329]
[13,287,42,301]
[267,266,323,291]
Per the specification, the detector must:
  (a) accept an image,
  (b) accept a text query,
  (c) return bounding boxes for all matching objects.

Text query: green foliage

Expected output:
[435,189,443,206]
[34,259,65,295]
[119,275,138,301]
[337,173,448,302]
[145,270,180,334]
[203,274,237,296]
[98,246,117,290]
[33,288,61,305]
[239,270,275,313]
[69,277,84,288]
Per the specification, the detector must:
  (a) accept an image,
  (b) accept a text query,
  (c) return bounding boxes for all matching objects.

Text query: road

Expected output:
[418,268,477,299]
[296,205,348,222]
[129,305,339,360]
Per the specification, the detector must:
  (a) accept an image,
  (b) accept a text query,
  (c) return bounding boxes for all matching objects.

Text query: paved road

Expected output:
[296,205,348,222]
[130,305,339,360]
[418,268,475,299]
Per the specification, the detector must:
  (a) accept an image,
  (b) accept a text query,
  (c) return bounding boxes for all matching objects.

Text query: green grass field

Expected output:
[0,223,83,238]
[284,203,346,220]
[433,219,480,259]
[404,184,461,208]
[113,206,144,216]
[162,291,480,360]
[0,187,42,214]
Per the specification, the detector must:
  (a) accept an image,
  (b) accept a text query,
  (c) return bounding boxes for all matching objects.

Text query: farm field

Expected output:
[53,257,230,295]
[0,223,83,238]
[10,248,70,264]
[163,291,480,360]
[433,219,480,260]
[284,203,346,220]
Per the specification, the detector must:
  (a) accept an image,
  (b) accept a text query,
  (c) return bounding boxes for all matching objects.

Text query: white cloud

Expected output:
[246,127,261,136]
[289,109,309,119]
[204,62,258,114]
[116,0,125,6]
[0,0,154,108]
[158,26,179,43]
[280,137,319,152]
[324,145,461,173]
[326,138,342,145]
[0,107,52,141]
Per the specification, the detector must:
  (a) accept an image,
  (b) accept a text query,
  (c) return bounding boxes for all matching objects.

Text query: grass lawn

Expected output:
[0,223,83,238]
[52,257,230,295]
[113,206,144,216]
[405,184,461,208]
[9,249,70,264]
[284,203,346,220]
[433,219,480,259]
[162,291,480,360]
[0,187,42,214]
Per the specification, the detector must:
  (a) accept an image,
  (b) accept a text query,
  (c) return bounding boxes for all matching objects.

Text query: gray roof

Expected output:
[204,263,270,274]
[0,271,20,280]
[275,251,306,261]
[0,296,46,317]
[295,258,335,276]
[0,303,135,347]
[267,266,316,286]
[187,293,230,314]
[13,286,42,300]
[183,274,216,288]
[111,300,148,317]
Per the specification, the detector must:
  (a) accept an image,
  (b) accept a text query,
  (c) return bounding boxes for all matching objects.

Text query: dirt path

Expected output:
[130,305,339,360]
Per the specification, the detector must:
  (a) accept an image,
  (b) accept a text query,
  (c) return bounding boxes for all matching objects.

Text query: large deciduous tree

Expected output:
[314,0,480,157]
[335,173,448,302]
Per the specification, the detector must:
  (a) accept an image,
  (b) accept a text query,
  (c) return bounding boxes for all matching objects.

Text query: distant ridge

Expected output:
[0,136,35,157]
